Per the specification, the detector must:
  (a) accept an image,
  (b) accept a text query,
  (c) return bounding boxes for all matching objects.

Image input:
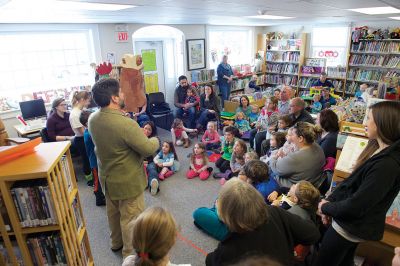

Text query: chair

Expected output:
[147,92,174,131]
[40,128,51,143]
[0,118,29,146]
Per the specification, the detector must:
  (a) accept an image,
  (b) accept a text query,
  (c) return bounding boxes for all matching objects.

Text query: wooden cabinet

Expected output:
[0,142,93,265]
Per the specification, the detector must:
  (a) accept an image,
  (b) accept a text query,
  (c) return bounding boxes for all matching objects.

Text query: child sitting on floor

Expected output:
[268,180,320,222]
[187,143,212,180]
[260,131,287,164]
[202,121,221,151]
[311,94,322,114]
[217,139,247,185]
[122,207,190,266]
[244,151,259,163]
[248,105,260,128]
[213,126,237,178]
[171,118,197,148]
[233,112,251,136]
[153,141,179,180]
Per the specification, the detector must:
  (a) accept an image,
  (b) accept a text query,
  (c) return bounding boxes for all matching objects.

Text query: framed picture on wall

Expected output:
[186,39,206,70]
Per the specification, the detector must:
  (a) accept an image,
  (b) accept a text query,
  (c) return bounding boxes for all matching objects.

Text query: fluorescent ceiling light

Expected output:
[389,16,400,20]
[55,1,136,11]
[246,15,294,20]
[348,6,400,15]
[3,0,136,11]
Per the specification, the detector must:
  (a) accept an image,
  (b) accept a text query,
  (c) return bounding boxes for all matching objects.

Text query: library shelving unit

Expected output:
[0,141,93,266]
[345,38,400,96]
[264,33,307,95]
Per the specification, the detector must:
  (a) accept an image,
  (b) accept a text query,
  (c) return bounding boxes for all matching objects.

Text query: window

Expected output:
[207,27,253,70]
[0,26,98,111]
[311,26,350,67]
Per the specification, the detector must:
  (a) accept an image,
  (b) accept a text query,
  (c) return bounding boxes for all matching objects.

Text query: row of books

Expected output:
[265,74,298,86]
[349,54,400,68]
[298,77,343,90]
[266,51,299,62]
[10,183,57,228]
[345,82,375,95]
[266,63,298,74]
[26,234,67,266]
[0,242,23,266]
[351,41,400,53]
[191,69,216,83]
[326,66,347,78]
[386,71,400,78]
[347,69,385,82]
[61,156,73,193]
[72,198,83,231]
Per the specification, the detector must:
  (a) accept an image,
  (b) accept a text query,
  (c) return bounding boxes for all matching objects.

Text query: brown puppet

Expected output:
[119,54,146,114]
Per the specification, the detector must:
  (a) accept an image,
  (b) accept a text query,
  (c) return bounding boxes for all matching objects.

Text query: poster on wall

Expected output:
[106,52,116,65]
[144,74,159,94]
[187,39,206,70]
[141,49,157,72]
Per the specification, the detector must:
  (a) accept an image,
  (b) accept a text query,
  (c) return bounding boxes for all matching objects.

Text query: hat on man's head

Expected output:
[120,54,143,70]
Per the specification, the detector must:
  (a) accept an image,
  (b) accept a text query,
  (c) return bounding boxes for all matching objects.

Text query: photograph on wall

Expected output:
[187,39,206,70]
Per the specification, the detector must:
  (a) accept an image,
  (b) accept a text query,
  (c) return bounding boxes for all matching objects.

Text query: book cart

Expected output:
[0,141,93,265]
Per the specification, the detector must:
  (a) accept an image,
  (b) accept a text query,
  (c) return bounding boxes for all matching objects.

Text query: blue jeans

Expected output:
[219,84,231,108]
[198,109,217,128]
[175,107,196,128]
[146,162,159,191]
[193,205,229,241]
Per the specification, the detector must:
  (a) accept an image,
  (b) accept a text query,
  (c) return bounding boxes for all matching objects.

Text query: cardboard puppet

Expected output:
[119,54,145,113]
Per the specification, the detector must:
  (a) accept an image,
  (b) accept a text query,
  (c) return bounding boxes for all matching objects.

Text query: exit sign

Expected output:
[116,31,129,42]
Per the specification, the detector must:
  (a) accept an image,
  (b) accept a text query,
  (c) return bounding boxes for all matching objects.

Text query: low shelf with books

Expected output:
[0,141,93,266]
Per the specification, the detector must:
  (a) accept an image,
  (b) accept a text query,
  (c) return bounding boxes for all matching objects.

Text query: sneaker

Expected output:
[86,180,94,187]
[207,167,213,174]
[213,172,225,179]
[158,173,165,181]
[150,179,159,196]
[220,178,227,186]
[96,197,106,206]
[164,170,174,178]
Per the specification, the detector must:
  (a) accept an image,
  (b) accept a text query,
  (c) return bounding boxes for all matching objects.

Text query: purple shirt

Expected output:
[46,111,74,141]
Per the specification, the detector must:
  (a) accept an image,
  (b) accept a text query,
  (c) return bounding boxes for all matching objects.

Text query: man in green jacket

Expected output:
[88,78,159,258]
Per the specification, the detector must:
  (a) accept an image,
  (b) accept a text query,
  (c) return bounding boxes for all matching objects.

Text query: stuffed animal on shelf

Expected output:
[119,54,146,113]
[96,62,113,80]
[390,28,400,39]
[277,32,284,40]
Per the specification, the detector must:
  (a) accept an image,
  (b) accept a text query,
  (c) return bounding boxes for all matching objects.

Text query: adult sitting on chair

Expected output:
[46,98,74,142]
[197,84,221,131]
[174,75,199,129]
[289,97,315,125]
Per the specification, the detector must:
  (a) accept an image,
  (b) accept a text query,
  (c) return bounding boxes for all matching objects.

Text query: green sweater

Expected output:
[222,138,237,161]
[88,107,159,200]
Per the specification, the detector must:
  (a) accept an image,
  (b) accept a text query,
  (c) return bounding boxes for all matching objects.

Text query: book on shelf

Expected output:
[351,41,400,53]
[11,182,58,228]
[61,155,73,193]
[267,63,298,74]
[72,198,83,231]
[0,241,23,266]
[266,51,299,62]
[326,66,347,78]
[81,241,89,265]
[26,233,67,266]
[0,195,11,232]
[347,68,385,82]
[265,74,297,86]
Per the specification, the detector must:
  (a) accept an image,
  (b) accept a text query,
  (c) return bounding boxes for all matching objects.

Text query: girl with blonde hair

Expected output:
[123,207,190,266]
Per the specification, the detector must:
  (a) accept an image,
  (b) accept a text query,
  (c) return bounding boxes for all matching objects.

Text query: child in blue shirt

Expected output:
[79,110,106,206]
[248,105,260,128]
[153,141,179,180]
[311,94,322,114]
[234,112,251,136]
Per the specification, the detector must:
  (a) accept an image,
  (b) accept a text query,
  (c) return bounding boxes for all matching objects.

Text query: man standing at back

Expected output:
[88,78,159,258]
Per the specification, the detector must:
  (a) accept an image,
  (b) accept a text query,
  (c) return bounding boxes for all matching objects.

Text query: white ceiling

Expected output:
[0,0,399,25]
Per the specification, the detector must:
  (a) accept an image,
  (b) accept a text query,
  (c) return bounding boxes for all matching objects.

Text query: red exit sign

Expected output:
[116,31,129,42]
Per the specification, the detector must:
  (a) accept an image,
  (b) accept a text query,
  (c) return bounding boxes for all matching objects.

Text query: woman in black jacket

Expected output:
[197,84,221,130]
[316,109,339,158]
[316,101,400,266]
[206,179,319,266]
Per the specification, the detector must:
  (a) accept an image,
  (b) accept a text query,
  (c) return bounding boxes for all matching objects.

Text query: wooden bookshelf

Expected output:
[0,142,93,266]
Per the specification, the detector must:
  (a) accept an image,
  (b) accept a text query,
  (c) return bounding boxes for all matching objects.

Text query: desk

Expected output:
[14,124,45,138]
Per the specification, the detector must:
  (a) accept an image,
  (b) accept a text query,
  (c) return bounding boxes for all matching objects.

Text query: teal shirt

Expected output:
[235,106,252,119]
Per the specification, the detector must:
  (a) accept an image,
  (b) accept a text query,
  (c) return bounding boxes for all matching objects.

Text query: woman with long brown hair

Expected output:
[316,101,400,266]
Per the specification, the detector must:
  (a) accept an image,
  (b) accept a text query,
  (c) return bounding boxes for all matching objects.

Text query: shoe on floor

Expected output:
[86,180,94,187]
[213,172,225,179]
[111,245,123,252]
[150,179,159,196]
[207,167,213,174]
[96,197,106,206]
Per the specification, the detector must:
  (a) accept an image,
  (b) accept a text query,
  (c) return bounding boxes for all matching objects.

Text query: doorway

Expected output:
[132,26,185,105]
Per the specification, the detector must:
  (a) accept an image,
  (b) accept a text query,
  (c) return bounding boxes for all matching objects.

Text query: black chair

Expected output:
[147,92,174,131]
[40,128,51,143]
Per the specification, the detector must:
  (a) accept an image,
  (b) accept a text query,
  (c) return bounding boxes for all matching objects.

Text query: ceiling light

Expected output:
[389,16,400,20]
[348,6,400,15]
[246,15,294,20]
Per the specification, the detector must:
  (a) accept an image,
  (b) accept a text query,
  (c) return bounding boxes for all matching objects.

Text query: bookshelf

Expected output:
[0,141,93,266]
[345,38,400,96]
[264,33,307,95]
